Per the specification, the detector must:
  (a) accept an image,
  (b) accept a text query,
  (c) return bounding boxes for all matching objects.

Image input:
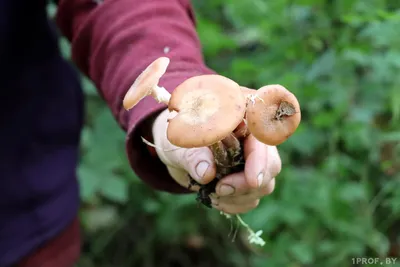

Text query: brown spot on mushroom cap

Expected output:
[167,74,246,148]
[123,57,170,110]
[246,84,301,146]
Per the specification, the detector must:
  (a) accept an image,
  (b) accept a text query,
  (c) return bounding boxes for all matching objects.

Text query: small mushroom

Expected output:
[245,84,301,146]
[123,57,171,110]
[166,74,246,148]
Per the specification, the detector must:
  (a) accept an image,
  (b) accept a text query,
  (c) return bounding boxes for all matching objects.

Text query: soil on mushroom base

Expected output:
[189,137,245,208]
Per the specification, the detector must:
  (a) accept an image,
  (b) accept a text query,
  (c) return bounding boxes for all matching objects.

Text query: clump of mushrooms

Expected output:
[123,57,301,246]
[166,74,249,206]
[123,56,301,205]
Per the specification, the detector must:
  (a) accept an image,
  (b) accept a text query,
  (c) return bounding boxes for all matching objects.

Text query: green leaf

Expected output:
[99,175,129,204]
[81,77,98,96]
[77,166,100,201]
[289,243,314,264]
[337,182,368,203]
[391,86,400,122]
[306,49,336,81]
[85,108,126,168]
[83,206,118,232]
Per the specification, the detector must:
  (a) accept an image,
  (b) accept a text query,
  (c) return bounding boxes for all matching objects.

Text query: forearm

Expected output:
[55,0,216,193]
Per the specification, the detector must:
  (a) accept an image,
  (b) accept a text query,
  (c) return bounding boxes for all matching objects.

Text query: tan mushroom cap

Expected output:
[167,74,246,148]
[123,57,170,110]
[240,86,257,98]
[246,84,301,146]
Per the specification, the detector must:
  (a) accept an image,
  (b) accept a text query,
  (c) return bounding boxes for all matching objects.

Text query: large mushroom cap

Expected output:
[246,84,301,146]
[123,57,170,110]
[167,74,246,148]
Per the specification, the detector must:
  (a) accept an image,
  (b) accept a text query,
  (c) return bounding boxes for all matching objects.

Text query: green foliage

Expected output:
[48,0,400,266]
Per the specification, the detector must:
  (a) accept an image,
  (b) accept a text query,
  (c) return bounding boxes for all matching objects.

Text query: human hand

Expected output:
[152,108,281,214]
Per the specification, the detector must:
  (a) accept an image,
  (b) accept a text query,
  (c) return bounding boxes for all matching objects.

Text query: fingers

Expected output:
[164,165,194,189]
[210,134,280,214]
[160,145,217,185]
[217,178,275,204]
[214,134,281,196]
[173,147,217,184]
[243,135,269,188]
[212,178,275,214]
[213,199,260,214]
[243,135,282,189]
[216,172,276,197]
[215,171,250,196]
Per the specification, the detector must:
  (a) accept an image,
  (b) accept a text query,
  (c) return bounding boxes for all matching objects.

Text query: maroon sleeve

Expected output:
[55,0,216,193]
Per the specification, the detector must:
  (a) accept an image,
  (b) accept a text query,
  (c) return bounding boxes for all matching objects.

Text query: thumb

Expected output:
[173,147,216,184]
[152,109,216,185]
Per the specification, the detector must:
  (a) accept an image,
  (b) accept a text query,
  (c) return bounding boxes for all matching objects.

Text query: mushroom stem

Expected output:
[210,141,230,169]
[122,57,171,110]
[151,85,171,105]
[233,119,250,139]
[221,133,242,163]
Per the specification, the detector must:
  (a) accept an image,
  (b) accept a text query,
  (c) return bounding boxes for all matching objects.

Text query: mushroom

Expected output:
[245,84,301,146]
[232,86,259,138]
[167,74,246,149]
[123,56,171,110]
[240,86,257,98]
[166,74,247,207]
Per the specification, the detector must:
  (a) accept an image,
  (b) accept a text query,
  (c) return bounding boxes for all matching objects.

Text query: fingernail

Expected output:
[195,161,209,180]
[257,172,264,187]
[219,184,235,196]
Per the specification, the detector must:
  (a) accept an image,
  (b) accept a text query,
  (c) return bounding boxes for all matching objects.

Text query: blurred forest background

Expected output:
[47,0,400,266]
